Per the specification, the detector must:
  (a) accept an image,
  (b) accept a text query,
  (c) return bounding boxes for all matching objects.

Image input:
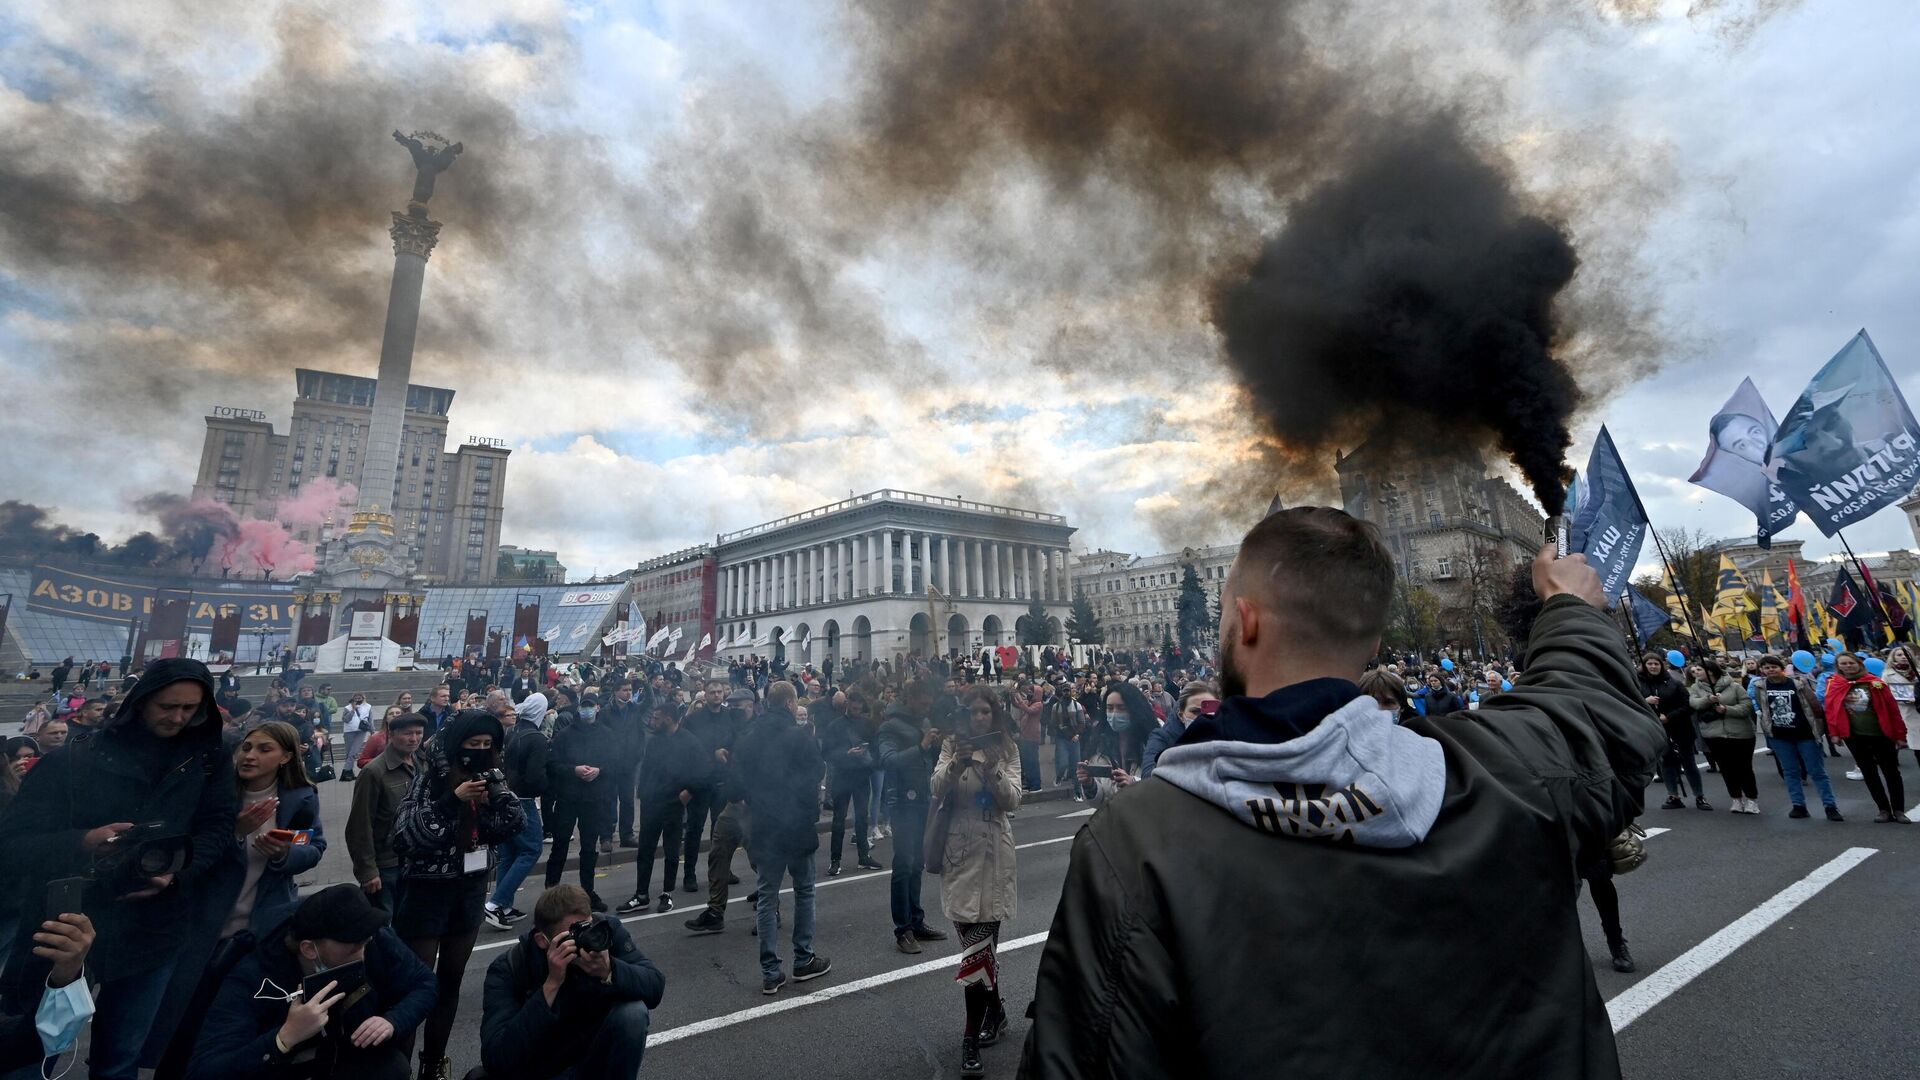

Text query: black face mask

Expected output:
[456,747,493,774]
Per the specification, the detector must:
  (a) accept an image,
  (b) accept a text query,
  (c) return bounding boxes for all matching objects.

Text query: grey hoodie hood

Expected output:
[1152,693,1446,848]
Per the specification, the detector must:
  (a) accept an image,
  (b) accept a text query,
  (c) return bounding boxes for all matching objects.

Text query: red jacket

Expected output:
[1823,673,1908,742]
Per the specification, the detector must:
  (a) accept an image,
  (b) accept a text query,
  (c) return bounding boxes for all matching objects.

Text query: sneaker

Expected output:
[657,893,675,913]
[896,931,923,955]
[828,860,843,877]
[961,1033,984,1078]
[910,923,949,942]
[682,875,700,893]
[856,857,884,871]
[588,891,609,913]
[868,828,883,844]
[1825,805,1845,822]
[620,836,639,849]
[1874,810,1894,823]
[1661,796,1685,810]
[421,1057,452,1080]
[1788,804,1810,819]
[504,907,528,922]
[1695,797,1713,811]
[728,872,741,885]
[1845,769,1865,781]
[685,909,726,935]
[338,771,355,782]
[881,823,893,838]
[618,894,651,914]
[483,906,513,932]
[1073,793,1085,802]
[763,973,787,996]
[793,955,833,982]
[746,890,760,904]
[1894,812,1913,824]
[1746,800,1760,815]
[1608,938,1636,973]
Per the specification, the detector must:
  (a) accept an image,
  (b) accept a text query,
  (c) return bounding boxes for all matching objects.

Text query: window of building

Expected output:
[1435,557,1453,579]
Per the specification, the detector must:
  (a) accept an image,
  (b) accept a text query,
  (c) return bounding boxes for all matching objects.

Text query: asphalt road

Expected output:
[33,742,1920,1078]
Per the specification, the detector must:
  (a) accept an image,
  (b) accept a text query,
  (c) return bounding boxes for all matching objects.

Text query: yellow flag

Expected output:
[1710,556,1752,644]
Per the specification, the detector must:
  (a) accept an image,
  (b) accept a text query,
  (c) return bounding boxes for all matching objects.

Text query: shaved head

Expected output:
[1222,507,1396,696]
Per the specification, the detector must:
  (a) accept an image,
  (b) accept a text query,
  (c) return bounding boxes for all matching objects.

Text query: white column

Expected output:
[939,535,951,595]
[837,540,848,599]
[1037,549,1049,602]
[747,560,757,614]
[784,551,794,608]
[731,565,741,616]
[805,547,814,605]
[1023,547,1035,601]
[722,565,732,616]
[970,540,982,597]
[1058,549,1070,601]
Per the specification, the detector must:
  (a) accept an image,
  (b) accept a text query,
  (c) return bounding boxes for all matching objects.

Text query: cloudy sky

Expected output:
[2,0,1917,578]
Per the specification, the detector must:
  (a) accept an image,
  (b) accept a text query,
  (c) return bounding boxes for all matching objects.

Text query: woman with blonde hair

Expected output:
[931,686,1022,1077]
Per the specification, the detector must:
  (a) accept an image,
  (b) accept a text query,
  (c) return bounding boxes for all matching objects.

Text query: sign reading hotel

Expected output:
[29,565,296,629]
[212,405,269,422]
[466,435,507,449]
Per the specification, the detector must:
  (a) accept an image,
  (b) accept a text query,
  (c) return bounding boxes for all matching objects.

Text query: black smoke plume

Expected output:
[0,501,169,567]
[1210,118,1582,513]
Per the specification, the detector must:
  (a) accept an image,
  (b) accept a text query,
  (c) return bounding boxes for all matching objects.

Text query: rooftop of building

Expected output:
[715,488,1068,545]
[293,367,455,417]
[632,545,714,573]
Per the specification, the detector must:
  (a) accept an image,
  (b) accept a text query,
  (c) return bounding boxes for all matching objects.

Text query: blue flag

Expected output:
[1688,377,1799,546]
[1625,586,1671,647]
[1567,426,1650,599]
[1768,330,1920,536]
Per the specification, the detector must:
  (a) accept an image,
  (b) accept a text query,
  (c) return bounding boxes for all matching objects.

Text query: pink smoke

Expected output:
[221,517,316,576]
[273,477,358,530]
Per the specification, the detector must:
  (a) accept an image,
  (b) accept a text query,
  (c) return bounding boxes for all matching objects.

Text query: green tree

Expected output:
[1176,563,1211,655]
[1019,600,1057,645]
[1066,591,1104,644]
[495,551,517,580]
[1382,580,1443,655]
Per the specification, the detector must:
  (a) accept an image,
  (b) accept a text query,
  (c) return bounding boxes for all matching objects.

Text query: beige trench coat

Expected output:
[931,734,1023,925]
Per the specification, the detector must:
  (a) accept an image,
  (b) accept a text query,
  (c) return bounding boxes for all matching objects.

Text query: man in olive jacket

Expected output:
[1020,507,1664,1080]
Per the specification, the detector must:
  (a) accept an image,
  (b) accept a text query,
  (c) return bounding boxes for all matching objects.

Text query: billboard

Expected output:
[558,588,621,607]
[28,564,296,630]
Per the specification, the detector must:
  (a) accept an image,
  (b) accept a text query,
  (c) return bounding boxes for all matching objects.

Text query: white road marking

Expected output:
[476,831,1081,953]
[649,930,1053,1046]
[1643,827,1669,838]
[1605,846,1877,1032]
[1058,807,1096,818]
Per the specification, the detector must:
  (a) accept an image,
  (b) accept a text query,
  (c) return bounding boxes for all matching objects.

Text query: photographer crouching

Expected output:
[479,884,664,1079]
[187,884,436,1079]
[0,657,238,1080]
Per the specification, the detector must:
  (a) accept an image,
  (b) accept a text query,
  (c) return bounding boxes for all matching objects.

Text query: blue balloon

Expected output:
[1791,650,1816,674]
[1820,652,1836,668]
[1440,658,1455,672]
[1665,650,1685,670]
[1501,680,1513,691]
[1827,637,1845,655]
[1865,657,1887,676]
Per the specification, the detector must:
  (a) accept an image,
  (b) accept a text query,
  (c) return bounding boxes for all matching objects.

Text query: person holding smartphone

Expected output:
[0,658,237,1080]
[188,884,436,1080]
[931,687,1023,1077]
[146,720,330,1068]
[392,711,526,1080]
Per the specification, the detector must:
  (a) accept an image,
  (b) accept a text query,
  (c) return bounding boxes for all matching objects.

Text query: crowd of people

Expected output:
[4,506,1918,1079]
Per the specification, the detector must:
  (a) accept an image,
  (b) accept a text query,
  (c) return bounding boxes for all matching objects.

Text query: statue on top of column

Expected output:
[392,130,463,216]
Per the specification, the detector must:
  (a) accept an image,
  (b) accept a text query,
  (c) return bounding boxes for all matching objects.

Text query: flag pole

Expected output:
[1834,530,1898,646]
[1645,527,1711,657]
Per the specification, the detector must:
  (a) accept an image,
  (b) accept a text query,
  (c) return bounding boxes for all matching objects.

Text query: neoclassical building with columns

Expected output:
[713,489,1077,667]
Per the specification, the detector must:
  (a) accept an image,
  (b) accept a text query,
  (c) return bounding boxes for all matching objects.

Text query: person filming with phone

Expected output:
[479,884,664,1079]
[187,883,436,1079]
[0,657,238,1080]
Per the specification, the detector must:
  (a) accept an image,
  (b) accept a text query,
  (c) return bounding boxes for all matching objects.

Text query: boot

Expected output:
[978,995,1009,1046]
[1694,796,1712,811]
[960,1034,985,1078]
[1607,936,1635,973]
[828,859,843,877]
[1660,795,1684,810]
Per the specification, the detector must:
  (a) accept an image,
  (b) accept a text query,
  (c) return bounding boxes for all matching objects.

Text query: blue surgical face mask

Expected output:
[579,706,598,721]
[37,977,95,1056]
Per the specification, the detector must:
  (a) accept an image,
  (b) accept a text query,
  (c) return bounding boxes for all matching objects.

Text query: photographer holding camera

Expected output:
[392,710,526,1080]
[479,884,664,1079]
[187,884,436,1080]
[0,657,238,1080]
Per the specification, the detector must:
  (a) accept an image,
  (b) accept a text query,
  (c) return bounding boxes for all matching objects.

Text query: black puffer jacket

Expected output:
[393,711,525,881]
[1020,596,1664,1079]
[0,658,237,997]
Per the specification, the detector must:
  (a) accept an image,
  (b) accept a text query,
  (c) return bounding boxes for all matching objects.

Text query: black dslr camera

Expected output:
[456,747,507,794]
[566,913,613,954]
[94,822,190,896]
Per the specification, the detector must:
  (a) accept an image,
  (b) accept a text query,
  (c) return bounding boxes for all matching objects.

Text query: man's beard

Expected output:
[1220,636,1246,700]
